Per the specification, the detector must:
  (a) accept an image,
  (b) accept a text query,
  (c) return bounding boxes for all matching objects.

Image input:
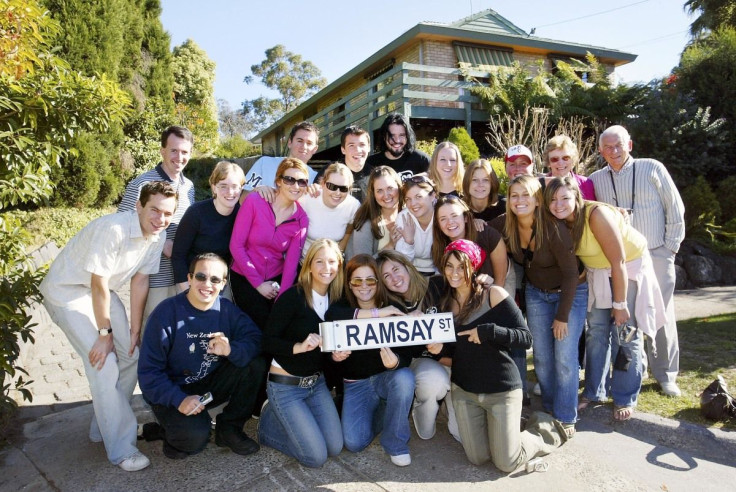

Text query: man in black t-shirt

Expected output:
[340,125,372,203]
[365,113,429,181]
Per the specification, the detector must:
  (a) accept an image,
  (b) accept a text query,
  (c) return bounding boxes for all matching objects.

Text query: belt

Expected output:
[268,372,321,389]
[531,284,562,294]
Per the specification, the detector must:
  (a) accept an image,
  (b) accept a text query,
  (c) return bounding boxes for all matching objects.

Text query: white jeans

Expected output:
[43,292,140,464]
[410,358,460,441]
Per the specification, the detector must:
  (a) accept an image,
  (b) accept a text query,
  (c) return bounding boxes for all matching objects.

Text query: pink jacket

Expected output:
[229,193,308,294]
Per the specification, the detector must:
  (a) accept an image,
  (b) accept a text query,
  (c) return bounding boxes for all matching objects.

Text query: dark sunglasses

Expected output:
[349,277,378,287]
[192,272,224,284]
[280,175,309,188]
[325,181,349,193]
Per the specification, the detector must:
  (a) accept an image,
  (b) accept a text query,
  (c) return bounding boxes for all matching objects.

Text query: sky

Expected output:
[160,0,694,110]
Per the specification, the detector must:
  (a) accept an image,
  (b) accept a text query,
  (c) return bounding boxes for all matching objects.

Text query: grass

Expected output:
[8,206,115,250]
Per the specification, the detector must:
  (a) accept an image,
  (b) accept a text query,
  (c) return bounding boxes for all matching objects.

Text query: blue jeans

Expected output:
[258,376,343,467]
[342,368,415,456]
[525,282,588,424]
[583,279,643,408]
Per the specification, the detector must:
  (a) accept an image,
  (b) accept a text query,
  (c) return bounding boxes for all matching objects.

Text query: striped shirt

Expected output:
[117,164,195,288]
[589,156,685,253]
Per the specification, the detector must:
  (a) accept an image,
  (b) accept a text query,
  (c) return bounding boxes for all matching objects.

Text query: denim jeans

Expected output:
[342,368,414,456]
[525,282,588,424]
[258,376,343,468]
[583,279,643,408]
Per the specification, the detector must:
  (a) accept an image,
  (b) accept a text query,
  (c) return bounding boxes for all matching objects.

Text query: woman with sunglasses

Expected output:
[504,175,587,438]
[299,163,360,257]
[173,161,245,299]
[429,142,464,197]
[258,239,345,467]
[432,239,566,472]
[395,174,437,275]
[325,255,415,466]
[346,166,404,259]
[229,157,309,329]
[544,135,596,200]
[463,159,505,222]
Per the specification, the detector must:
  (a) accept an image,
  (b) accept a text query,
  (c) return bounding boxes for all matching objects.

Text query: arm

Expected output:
[653,162,685,252]
[137,314,189,409]
[171,204,200,288]
[471,286,532,350]
[548,221,581,332]
[262,289,306,357]
[129,272,149,356]
[488,240,508,288]
[589,206,630,326]
[229,195,261,288]
[89,274,114,370]
[348,221,377,258]
[279,212,308,295]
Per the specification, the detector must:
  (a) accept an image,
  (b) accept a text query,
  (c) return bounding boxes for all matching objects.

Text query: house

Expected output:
[252,8,636,160]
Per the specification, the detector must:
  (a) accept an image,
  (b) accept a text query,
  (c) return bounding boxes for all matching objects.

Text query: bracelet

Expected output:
[354,308,359,319]
[390,358,400,370]
[612,301,627,310]
[371,308,379,318]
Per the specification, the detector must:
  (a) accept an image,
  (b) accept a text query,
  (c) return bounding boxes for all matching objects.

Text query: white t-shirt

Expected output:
[244,156,318,191]
[395,208,436,273]
[298,192,360,258]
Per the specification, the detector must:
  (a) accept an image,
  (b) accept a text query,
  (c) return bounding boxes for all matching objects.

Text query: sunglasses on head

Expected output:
[325,181,349,193]
[192,272,224,284]
[280,175,309,188]
[349,277,378,287]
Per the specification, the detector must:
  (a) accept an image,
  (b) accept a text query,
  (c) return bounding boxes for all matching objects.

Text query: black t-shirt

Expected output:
[365,150,430,181]
[471,196,506,222]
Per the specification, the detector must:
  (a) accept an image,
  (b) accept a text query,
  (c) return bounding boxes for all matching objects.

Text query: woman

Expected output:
[229,157,309,328]
[395,174,437,275]
[258,239,345,467]
[346,166,403,259]
[325,255,415,466]
[545,177,665,421]
[463,158,505,222]
[429,142,464,197]
[432,239,566,472]
[173,161,245,298]
[504,175,587,437]
[544,135,596,200]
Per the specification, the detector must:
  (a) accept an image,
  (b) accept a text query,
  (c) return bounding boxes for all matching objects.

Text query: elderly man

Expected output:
[589,125,685,397]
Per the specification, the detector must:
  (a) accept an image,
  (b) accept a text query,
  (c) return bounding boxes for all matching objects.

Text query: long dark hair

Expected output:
[439,249,485,324]
[376,250,429,311]
[543,176,587,253]
[375,113,416,154]
[431,195,476,269]
[351,166,403,239]
[344,254,389,309]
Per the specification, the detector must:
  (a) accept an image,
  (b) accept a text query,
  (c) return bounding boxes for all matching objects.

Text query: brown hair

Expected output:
[344,254,388,309]
[352,166,404,239]
[439,249,485,324]
[376,249,428,310]
[463,159,500,209]
[431,195,476,269]
[209,161,245,197]
[543,176,587,252]
[139,181,178,208]
[503,175,546,258]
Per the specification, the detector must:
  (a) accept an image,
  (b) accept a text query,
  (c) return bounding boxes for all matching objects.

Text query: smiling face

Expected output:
[212,170,243,211]
[385,123,408,158]
[136,193,177,238]
[278,167,308,203]
[341,133,370,172]
[349,265,378,307]
[443,253,470,290]
[287,129,319,163]
[505,156,533,180]
[322,171,349,209]
[160,134,192,179]
[599,131,632,171]
[469,168,491,200]
[404,184,434,222]
[309,246,340,294]
[508,182,537,218]
[436,202,467,240]
[373,175,399,211]
[547,148,575,177]
[436,147,458,183]
[548,185,578,222]
[380,259,410,296]
[186,258,227,310]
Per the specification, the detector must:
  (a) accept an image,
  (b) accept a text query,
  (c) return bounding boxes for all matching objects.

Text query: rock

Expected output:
[720,257,736,285]
[683,254,722,286]
[674,264,688,290]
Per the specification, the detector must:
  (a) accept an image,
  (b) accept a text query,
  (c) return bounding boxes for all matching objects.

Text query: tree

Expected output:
[448,127,480,164]
[685,0,736,37]
[218,99,254,138]
[243,45,326,131]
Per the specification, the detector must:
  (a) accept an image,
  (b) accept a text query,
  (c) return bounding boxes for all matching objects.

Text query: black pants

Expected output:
[229,270,279,330]
[150,356,267,454]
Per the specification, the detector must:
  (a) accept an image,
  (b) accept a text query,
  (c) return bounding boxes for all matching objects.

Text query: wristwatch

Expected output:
[98,327,113,336]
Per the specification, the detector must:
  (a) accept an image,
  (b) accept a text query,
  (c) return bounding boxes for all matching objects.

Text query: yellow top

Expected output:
[577,202,647,269]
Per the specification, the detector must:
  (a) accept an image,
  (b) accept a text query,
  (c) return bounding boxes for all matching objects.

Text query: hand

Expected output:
[378,306,405,317]
[255,185,277,202]
[178,394,205,416]
[387,221,400,248]
[458,328,481,344]
[472,218,486,232]
[426,342,443,355]
[256,281,279,299]
[128,329,140,357]
[379,347,399,369]
[89,333,114,370]
[295,333,321,354]
[613,306,630,326]
[397,214,415,244]
[307,183,321,198]
[207,332,231,356]
[162,239,174,258]
[475,273,493,289]
[332,350,351,362]
[552,320,568,341]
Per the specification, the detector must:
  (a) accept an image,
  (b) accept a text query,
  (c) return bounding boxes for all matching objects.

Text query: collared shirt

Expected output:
[40,210,164,306]
[589,156,685,253]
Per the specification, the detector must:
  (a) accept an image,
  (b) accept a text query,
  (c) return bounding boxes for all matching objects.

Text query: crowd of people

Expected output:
[40,114,684,474]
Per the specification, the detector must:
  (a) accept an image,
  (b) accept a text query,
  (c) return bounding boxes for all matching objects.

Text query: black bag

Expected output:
[700,375,736,421]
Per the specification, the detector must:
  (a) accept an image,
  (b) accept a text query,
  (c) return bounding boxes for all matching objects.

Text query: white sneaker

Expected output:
[390,453,411,467]
[533,383,542,396]
[118,451,150,472]
[660,382,681,397]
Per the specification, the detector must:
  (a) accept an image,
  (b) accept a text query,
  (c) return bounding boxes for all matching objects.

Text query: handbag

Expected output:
[700,375,736,421]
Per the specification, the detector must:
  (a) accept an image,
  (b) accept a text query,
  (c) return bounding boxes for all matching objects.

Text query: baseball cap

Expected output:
[505,144,533,162]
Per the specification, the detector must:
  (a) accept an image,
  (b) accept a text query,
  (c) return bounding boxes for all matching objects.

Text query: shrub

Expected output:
[216,135,258,159]
[716,176,736,221]
[415,138,437,157]
[681,176,721,237]
[185,158,220,201]
[489,157,509,196]
[448,127,480,165]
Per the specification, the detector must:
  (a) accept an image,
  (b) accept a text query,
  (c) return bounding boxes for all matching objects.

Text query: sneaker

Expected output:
[526,457,549,473]
[215,428,260,456]
[162,440,189,460]
[660,381,682,397]
[533,383,542,396]
[390,453,411,467]
[118,451,150,472]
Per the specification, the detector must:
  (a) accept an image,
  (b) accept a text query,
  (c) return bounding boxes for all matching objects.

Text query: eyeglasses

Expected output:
[192,272,224,284]
[402,174,435,187]
[325,182,349,193]
[548,156,572,163]
[216,183,243,192]
[280,175,309,188]
[349,277,378,287]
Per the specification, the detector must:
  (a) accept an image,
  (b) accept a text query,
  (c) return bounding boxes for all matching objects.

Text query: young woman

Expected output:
[346,166,404,259]
[429,142,465,197]
[544,135,596,200]
[504,175,587,437]
[173,161,245,298]
[545,177,666,421]
[325,255,415,467]
[299,162,360,256]
[463,159,505,222]
[258,239,345,467]
[395,174,437,275]
[229,157,309,329]
[432,239,566,472]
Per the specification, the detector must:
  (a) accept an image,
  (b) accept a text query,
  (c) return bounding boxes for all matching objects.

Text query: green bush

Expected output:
[448,127,480,165]
[716,176,736,221]
[185,158,221,201]
[415,138,437,158]
[216,135,258,159]
[681,176,721,237]
[6,207,114,250]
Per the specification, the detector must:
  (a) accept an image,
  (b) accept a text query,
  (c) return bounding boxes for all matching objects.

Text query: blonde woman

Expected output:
[429,141,465,197]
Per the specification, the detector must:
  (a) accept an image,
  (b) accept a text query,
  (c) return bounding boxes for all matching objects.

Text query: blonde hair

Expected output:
[323,162,354,189]
[298,238,345,309]
[543,135,580,173]
[430,142,465,195]
[209,161,245,196]
[503,175,546,258]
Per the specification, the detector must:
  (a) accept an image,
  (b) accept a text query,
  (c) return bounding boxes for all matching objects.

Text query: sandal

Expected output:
[561,423,576,440]
[613,405,634,422]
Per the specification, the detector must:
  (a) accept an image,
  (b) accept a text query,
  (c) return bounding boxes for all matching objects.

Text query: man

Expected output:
[589,125,685,397]
[340,125,371,202]
[365,113,429,181]
[243,121,320,201]
[138,253,265,459]
[118,126,195,325]
[40,181,178,471]
[505,144,535,179]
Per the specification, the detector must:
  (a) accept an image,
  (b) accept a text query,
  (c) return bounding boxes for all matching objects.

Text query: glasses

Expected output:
[216,183,243,192]
[548,156,572,163]
[325,181,349,193]
[349,277,378,287]
[280,175,309,188]
[192,272,224,284]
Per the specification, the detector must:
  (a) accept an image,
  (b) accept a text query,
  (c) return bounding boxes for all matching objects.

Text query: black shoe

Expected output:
[215,428,260,456]
[139,422,165,442]
[162,440,189,460]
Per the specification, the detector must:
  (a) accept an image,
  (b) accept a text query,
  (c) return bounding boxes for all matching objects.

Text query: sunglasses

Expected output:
[192,272,224,285]
[280,175,309,188]
[349,277,378,287]
[325,181,349,193]
[403,174,435,188]
[548,156,572,163]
